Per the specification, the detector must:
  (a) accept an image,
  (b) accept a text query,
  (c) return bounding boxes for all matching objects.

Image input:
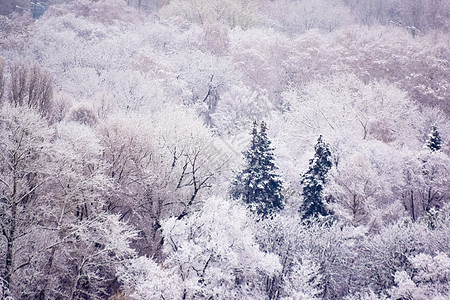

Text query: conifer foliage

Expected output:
[299,135,333,221]
[426,125,442,152]
[231,121,284,218]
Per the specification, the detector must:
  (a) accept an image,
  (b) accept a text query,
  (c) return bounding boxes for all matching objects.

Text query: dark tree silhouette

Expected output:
[231,121,284,219]
[299,135,333,221]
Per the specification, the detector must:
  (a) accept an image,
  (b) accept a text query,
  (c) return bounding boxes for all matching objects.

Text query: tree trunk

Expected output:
[4,174,18,294]
[410,190,416,221]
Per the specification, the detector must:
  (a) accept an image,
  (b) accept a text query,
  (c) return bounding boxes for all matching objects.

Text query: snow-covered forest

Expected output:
[0,0,449,299]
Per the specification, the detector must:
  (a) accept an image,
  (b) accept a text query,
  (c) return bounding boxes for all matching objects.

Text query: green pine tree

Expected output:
[231,121,284,219]
[299,135,333,221]
[426,125,442,152]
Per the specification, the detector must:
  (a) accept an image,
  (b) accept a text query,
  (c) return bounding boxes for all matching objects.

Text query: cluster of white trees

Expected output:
[0,0,449,299]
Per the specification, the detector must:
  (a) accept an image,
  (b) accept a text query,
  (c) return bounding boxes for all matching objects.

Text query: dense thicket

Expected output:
[0,0,449,299]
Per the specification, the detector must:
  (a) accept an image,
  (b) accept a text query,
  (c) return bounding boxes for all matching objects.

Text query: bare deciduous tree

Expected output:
[9,63,53,118]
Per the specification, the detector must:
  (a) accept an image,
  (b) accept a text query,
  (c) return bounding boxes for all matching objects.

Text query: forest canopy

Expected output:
[1,0,450,299]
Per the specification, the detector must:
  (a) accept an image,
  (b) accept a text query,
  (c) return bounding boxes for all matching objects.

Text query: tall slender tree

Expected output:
[425,125,442,152]
[231,121,284,219]
[299,135,333,221]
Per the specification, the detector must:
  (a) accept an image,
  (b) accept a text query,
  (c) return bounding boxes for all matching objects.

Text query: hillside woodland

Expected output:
[0,0,450,299]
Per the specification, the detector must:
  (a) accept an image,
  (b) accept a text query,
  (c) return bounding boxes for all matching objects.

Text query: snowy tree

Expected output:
[58,214,138,300]
[120,197,281,299]
[388,252,450,299]
[38,121,121,299]
[262,0,355,34]
[326,141,406,227]
[280,256,323,300]
[426,125,442,152]
[97,106,228,260]
[299,135,333,221]
[402,148,450,221]
[256,216,356,299]
[7,63,53,119]
[118,256,183,300]
[231,121,284,219]
[159,0,261,29]
[0,103,55,298]
[406,252,450,296]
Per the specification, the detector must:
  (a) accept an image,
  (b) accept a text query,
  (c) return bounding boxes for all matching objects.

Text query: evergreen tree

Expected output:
[231,121,284,219]
[426,125,442,152]
[299,135,333,221]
